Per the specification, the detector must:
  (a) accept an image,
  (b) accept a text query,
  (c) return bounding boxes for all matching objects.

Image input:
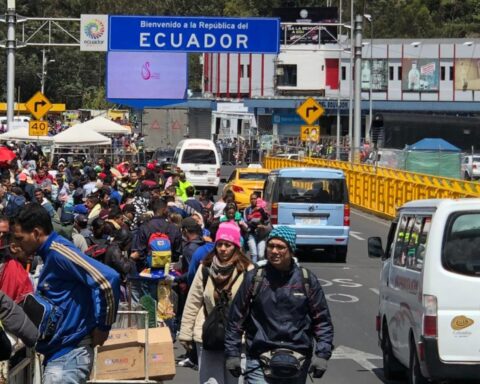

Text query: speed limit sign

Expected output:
[29,120,49,136]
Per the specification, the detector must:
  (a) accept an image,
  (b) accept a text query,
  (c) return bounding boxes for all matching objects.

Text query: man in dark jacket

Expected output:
[131,198,182,266]
[130,198,182,304]
[225,226,334,383]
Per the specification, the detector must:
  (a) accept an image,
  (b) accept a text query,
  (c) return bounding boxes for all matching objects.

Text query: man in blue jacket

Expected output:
[225,226,334,383]
[12,203,120,384]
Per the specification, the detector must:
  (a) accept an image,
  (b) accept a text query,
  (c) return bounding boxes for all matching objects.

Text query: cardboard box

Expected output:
[94,346,144,381]
[135,327,176,381]
[93,326,176,381]
[102,328,139,348]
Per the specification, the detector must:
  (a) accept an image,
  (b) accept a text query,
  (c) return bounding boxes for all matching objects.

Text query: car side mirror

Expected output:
[368,237,384,259]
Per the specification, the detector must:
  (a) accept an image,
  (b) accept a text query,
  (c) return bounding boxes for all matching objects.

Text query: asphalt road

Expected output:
[172,209,404,384]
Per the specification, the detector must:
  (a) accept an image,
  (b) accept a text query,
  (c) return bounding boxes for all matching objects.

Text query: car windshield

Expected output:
[155,150,174,158]
[278,177,347,204]
[238,173,268,181]
[443,212,480,276]
[473,156,480,162]
[181,149,216,164]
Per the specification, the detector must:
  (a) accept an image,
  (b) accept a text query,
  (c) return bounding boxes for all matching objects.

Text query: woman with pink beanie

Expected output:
[179,221,253,384]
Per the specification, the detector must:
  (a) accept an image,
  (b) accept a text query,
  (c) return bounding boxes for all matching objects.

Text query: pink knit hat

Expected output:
[215,222,241,248]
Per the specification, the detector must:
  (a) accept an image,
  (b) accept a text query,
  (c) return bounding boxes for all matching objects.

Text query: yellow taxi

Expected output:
[224,167,270,209]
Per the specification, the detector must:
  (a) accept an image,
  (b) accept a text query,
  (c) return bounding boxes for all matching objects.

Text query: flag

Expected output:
[421,62,436,75]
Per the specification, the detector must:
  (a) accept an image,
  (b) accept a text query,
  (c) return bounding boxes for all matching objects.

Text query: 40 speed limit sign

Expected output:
[29,120,49,136]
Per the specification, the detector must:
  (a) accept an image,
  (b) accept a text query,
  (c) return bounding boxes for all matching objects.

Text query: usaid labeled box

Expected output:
[93,327,175,381]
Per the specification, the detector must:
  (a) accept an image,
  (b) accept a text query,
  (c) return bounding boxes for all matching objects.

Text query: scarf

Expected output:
[209,255,238,290]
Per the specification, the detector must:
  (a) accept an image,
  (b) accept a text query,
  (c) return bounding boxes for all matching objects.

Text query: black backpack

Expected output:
[84,236,109,259]
[201,266,242,351]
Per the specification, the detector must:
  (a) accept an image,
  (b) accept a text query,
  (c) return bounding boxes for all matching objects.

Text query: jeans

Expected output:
[43,345,93,384]
[245,358,310,384]
[247,235,266,263]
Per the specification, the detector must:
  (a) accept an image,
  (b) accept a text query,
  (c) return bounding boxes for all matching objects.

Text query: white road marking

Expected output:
[370,288,380,295]
[332,345,381,372]
[350,231,366,241]
[325,293,359,303]
[332,278,363,288]
[351,209,390,227]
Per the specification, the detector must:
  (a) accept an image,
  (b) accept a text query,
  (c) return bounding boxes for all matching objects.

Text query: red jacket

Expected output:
[0,259,33,303]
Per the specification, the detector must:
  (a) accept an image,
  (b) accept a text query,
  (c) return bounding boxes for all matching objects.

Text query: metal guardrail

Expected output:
[265,156,480,219]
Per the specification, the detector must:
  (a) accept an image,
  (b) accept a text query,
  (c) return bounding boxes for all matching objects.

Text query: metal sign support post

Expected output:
[6,0,16,131]
[353,14,363,162]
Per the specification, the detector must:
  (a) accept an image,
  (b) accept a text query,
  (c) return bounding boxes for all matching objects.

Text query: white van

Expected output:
[368,198,480,383]
[173,139,221,194]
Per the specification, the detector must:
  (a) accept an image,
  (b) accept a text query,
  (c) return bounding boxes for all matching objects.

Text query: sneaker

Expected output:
[177,358,195,368]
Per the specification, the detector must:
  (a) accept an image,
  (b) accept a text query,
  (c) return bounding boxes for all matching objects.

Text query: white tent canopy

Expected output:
[77,116,131,135]
[53,125,111,146]
[0,128,54,143]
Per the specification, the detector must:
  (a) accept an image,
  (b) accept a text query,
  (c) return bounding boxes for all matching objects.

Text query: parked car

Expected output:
[224,167,270,210]
[263,168,350,262]
[461,155,480,180]
[368,198,480,383]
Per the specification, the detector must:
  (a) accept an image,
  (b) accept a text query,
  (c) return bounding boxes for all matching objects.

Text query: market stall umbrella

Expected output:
[0,127,54,143]
[76,116,131,135]
[0,146,17,164]
[53,125,112,146]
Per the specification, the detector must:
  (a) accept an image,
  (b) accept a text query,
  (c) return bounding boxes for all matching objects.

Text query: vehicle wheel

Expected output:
[335,245,348,263]
[408,339,428,384]
[465,171,471,181]
[382,324,405,380]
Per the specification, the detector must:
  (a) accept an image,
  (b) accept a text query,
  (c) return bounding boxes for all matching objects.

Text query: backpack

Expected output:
[84,237,109,259]
[201,266,242,351]
[147,232,172,269]
[5,194,25,217]
[59,202,75,224]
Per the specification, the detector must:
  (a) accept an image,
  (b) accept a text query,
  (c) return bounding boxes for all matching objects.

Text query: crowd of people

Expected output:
[0,152,334,384]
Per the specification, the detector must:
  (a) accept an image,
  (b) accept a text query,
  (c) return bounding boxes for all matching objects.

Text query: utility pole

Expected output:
[364,14,373,142]
[336,0,342,160]
[353,14,363,162]
[6,0,16,131]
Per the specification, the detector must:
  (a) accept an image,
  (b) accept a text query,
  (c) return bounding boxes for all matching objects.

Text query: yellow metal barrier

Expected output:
[264,156,480,219]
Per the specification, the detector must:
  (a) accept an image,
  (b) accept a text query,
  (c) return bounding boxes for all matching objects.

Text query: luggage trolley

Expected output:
[89,310,162,384]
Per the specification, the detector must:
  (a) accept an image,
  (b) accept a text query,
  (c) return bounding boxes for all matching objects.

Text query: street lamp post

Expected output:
[348,0,354,161]
[364,14,373,142]
[336,0,343,160]
[6,0,16,131]
[353,15,363,162]
[40,48,55,94]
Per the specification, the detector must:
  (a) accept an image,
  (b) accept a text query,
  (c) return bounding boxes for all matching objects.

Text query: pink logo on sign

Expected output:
[141,62,160,80]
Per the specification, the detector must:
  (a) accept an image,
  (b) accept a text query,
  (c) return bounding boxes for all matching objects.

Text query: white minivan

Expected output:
[368,198,480,383]
[173,139,221,194]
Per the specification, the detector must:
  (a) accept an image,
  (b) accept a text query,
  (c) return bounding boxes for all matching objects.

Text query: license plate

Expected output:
[208,177,215,182]
[299,217,326,225]
[191,171,207,175]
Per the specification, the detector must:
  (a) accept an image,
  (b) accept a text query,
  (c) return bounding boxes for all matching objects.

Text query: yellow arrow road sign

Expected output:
[296,97,324,125]
[25,91,53,120]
